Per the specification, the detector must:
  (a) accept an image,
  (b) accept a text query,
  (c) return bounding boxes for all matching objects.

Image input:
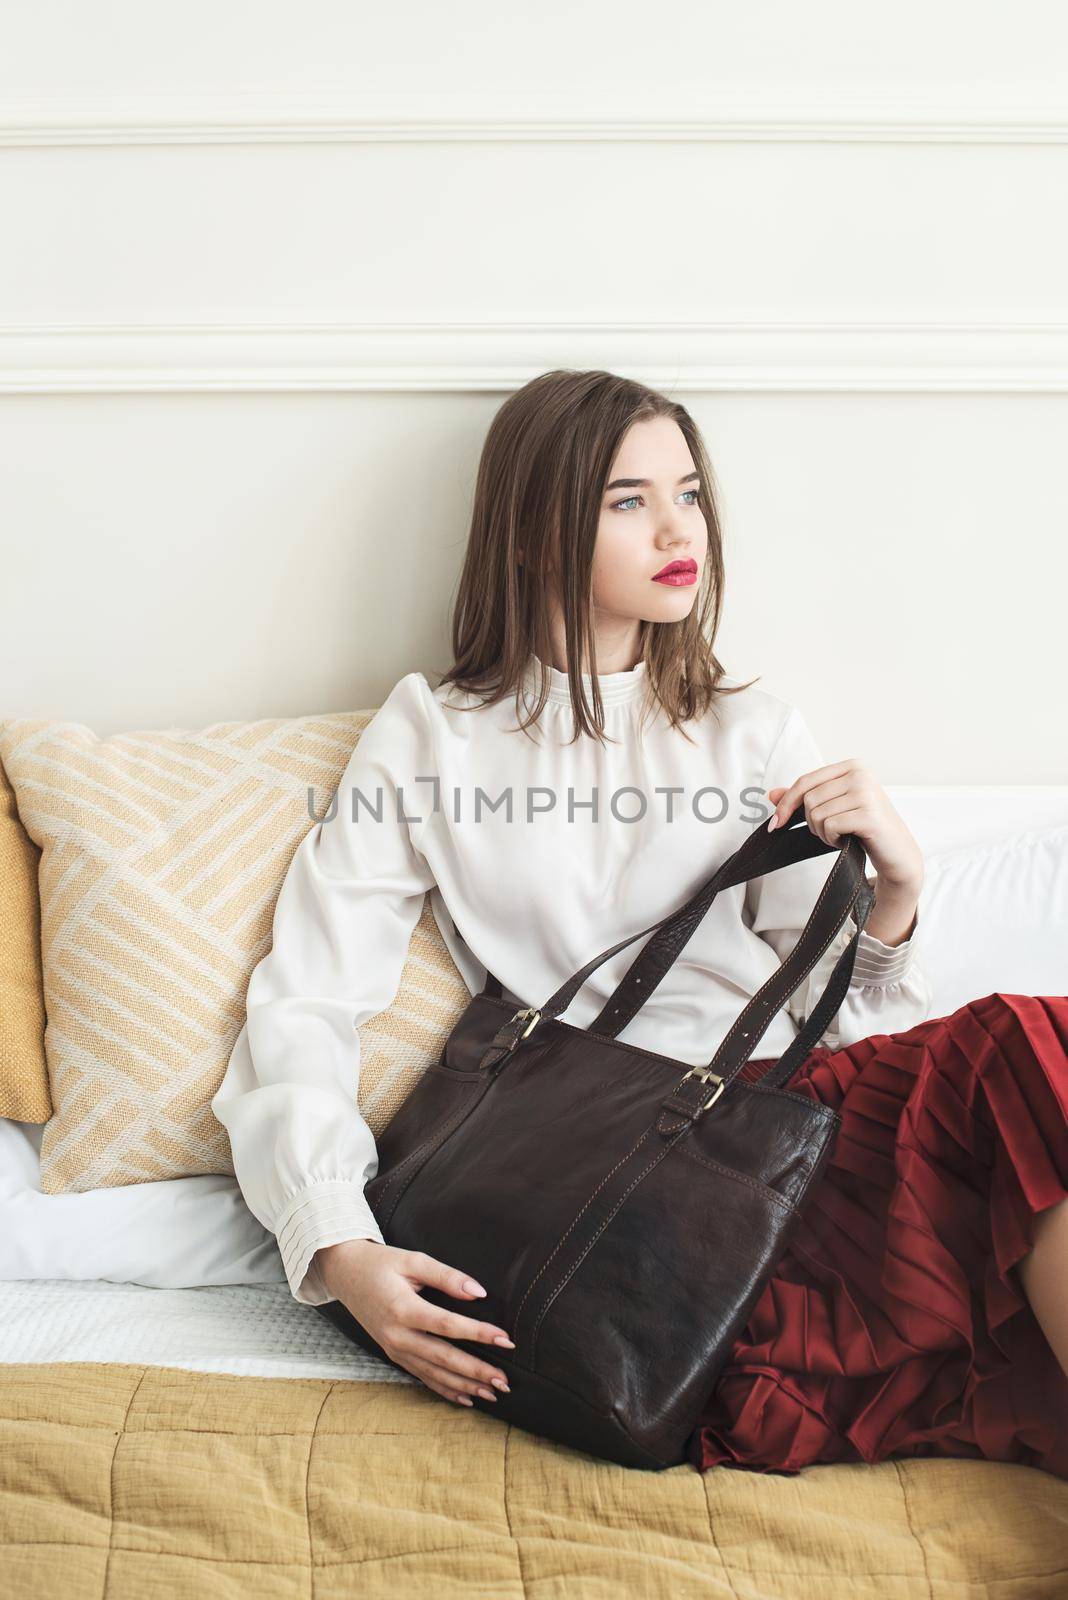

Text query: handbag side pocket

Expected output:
[366,1059,488,1227]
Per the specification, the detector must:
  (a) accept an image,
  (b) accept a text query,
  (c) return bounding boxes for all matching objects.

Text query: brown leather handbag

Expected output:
[313,805,875,1470]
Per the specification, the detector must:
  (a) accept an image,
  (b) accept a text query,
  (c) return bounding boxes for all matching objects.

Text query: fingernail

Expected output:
[767,814,778,831]
[464,1279,487,1296]
[492,1378,510,1392]
[456,1395,473,1406]
[493,1336,515,1348]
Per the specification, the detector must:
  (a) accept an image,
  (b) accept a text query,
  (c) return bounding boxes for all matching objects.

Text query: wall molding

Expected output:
[2,320,1068,393]
[1,89,1067,146]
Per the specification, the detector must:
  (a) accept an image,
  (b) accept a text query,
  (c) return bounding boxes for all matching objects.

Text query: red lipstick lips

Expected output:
[652,558,698,586]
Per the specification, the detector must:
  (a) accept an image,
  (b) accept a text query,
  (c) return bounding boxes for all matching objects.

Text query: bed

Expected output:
[2,782,1067,1598]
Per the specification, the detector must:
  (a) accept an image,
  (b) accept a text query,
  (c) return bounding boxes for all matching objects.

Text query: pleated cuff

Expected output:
[842,876,921,986]
[850,925,918,985]
[274,1180,385,1306]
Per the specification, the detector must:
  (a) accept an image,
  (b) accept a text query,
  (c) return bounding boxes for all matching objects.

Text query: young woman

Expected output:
[212,368,1068,1478]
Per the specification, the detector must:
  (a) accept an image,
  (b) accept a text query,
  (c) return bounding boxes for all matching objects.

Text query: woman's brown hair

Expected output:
[436,368,759,747]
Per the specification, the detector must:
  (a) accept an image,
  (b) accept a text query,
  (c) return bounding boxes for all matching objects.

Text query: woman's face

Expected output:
[591,415,708,629]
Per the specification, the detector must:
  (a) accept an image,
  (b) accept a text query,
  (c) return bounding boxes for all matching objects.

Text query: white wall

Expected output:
[1,2,1066,781]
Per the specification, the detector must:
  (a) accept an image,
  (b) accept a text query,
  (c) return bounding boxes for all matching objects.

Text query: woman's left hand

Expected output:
[766,759,924,892]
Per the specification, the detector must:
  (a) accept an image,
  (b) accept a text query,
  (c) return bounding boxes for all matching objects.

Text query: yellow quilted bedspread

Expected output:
[2,1361,1067,1599]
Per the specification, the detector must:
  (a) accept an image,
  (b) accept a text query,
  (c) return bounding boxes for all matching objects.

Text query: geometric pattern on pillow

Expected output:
[0,713,470,1195]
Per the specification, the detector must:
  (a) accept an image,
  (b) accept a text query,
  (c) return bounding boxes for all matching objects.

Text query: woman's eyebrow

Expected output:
[605,471,700,491]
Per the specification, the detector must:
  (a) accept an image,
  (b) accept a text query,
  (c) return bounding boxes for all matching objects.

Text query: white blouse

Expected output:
[212,655,933,1306]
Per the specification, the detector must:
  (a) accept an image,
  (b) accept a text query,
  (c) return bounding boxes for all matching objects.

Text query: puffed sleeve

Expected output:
[742,704,934,1052]
[211,672,437,1306]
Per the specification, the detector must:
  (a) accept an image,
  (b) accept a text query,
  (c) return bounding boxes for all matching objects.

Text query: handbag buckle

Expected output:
[480,1007,544,1075]
[512,1007,542,1040]
[682,1064,726,1112]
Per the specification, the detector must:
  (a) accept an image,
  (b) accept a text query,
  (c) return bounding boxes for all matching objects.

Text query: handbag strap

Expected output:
[587,805,848,1038]
[537,806,857,1022]
[693,843,872,1090]
[498,804,872,1069]
[655,877,872,1129]
[477,806,834,1006]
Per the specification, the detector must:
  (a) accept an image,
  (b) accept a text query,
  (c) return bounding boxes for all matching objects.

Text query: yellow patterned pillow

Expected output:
[0,754,51,1123]
[0,713,471,1194]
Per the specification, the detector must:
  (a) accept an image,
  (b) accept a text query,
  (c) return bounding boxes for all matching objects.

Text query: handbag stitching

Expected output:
[744,1087,842,1136]
[512,1125,656,1342]
[530,1123,696,1358]
[510,1081,836,1350]
[529,1108,839,1366]
[672,1142,810,1211]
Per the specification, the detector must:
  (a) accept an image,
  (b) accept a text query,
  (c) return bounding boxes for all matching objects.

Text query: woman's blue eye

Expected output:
[610,489,700,512]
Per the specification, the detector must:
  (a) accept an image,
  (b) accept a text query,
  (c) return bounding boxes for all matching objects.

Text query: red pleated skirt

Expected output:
[688,992,1068,1480]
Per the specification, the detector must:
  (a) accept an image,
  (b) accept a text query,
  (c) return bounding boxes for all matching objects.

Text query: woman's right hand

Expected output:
[313,1238,515,1407]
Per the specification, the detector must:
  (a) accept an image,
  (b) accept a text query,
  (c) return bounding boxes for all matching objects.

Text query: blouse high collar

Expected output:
[522,651,648,707]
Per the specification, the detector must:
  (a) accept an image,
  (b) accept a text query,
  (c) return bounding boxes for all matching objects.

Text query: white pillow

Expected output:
[917,823,1068,1020]
[0,1118,287,1291]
